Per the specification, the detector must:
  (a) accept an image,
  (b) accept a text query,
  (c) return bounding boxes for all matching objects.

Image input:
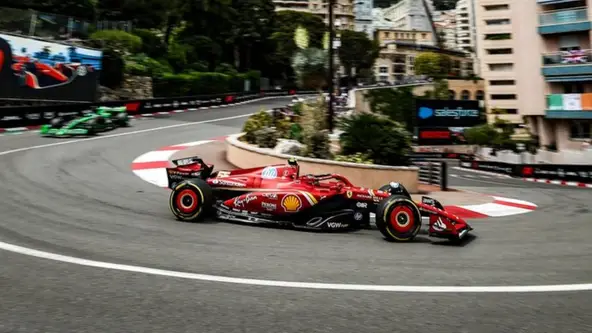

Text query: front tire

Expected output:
[375,195,422,242]
[169,179,213,222]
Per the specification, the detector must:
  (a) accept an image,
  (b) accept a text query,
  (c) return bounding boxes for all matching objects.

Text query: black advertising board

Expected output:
[0,33,102,102]
[518,164,592,183]
[460,160,592,183]
[416,99,484,128]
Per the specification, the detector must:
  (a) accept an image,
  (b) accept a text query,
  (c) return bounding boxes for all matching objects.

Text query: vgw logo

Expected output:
[418,107,479,119]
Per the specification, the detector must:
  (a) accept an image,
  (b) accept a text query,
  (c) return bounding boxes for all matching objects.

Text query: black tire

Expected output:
[375,194,422,242]
[115,112,129,126]
[169,179,214,222]
[50,117,63,128]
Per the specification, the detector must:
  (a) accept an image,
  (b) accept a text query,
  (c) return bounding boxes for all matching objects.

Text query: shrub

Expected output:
[132,29,167,58]
[124,54,172,77]
[255,127,279,148]
[304,130,332,159]
[275,118,292,139]
[288,123,303,142]
[153,71,256,97]
[241,110,274,144]
[89,30,142,54]
[339,113,412,166]
[334,152,374,165]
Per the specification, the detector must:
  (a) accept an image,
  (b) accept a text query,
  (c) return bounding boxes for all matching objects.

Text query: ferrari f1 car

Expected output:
[40,106,129,137]
[165,157,473,242]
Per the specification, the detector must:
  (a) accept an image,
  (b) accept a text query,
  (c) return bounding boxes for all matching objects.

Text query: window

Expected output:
[485,19,510,25]
[487,48,512,54]
[491,94,516,100]
[461,90,471,100]
[570,120,591,139]
[504,109,518,114]
[379,66,388,73]
[484,4,509,11]
[485,33,511,40]
[490,80,515,85]
[488,63,514,71]
[476,90,485,100]
[448,90,456,100]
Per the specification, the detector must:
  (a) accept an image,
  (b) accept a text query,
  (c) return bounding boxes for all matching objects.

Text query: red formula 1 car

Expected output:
[166,157,473,242]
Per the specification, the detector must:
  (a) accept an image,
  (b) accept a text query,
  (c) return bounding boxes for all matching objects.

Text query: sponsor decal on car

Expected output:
[261,202,277,211]
[355,194,372,200]
[212,179,246,187]
[217,171,230,178]
[261,167,278,179]
[346,191,352,198]
[422,197,435,206]
[354,212,363,221]
[432,218,447,232]
[234,194,256,207]
[262,193,278,199]
[281,194,302,212]
[327,222,348,228]
[356,202,367,208]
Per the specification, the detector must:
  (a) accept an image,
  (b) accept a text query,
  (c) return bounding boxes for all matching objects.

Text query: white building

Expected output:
[455,0,477,53]
[381,0,435,32]
[433,10,458,51]
[354,0,373,38]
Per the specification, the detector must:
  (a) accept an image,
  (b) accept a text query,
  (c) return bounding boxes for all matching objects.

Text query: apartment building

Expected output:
[476,0,592,150]
[455,0,477,52]
[354,0,374,38]
[374,35,474,82]
[382,0,436,32]
[273,0,356,30]
[433,10,458,50]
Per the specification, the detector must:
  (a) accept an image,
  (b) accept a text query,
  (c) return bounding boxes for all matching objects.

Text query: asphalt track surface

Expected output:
[0,97,591,332]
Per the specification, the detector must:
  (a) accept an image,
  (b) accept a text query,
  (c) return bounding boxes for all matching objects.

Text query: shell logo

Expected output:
[281,194,302,212]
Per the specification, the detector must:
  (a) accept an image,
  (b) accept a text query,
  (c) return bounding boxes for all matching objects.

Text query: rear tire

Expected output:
[115,112,129,127]
[375,195,422,242]
[169,179,214,222]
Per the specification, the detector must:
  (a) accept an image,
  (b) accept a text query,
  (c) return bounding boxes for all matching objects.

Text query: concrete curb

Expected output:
[523,177,592,189]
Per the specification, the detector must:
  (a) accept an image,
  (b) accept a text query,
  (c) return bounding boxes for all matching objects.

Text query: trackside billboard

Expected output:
[416,99,484,128]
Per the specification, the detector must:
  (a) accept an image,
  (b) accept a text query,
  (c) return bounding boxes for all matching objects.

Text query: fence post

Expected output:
[440,161,448,191]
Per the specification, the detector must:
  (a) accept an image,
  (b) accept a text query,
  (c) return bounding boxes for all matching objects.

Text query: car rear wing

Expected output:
[166,156,213,189]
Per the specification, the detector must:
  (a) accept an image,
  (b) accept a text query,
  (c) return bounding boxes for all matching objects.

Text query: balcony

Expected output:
[546,93,592,118]
[541,49,592,79]
[537,0,582,4]
[538,8,591,34]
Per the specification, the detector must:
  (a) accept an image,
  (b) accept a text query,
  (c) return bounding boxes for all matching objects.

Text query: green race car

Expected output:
[40,106,130,137]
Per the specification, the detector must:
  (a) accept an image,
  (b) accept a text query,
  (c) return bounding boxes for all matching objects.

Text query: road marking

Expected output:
[0,240,590,293]
[0,105,569,294]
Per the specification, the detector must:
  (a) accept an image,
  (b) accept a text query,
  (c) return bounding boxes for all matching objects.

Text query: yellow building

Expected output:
[375,28,435,46]
[374,41,475,83]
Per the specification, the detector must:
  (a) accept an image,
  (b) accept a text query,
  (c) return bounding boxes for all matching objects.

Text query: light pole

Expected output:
[327,0,336,132]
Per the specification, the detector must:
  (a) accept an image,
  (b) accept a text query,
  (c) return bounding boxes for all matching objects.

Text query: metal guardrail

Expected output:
[413,161,448,191]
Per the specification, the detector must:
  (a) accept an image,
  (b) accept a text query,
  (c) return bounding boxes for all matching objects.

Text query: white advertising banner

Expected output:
[562,94,582,110]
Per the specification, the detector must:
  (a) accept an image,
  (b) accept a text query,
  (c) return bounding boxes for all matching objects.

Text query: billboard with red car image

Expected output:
[0,33,102,102]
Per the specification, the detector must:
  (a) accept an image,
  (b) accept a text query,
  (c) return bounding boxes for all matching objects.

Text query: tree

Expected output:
[364,87,416,132]
[338,30,379,88]
[414,52,451,78]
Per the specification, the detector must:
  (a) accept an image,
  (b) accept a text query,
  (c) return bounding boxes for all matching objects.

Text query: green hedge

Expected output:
[153,70,261,97]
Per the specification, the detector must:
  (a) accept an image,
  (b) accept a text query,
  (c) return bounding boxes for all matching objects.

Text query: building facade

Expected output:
[433,10,458,50]
[455,0,477,53]
[475,0,592,151]
[382,0,436,32]
[273,0,356,30]
[354,0,374,38]
[374,38,474,83]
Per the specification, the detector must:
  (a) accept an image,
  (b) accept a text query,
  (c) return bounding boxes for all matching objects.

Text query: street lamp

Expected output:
[327,0,336,132]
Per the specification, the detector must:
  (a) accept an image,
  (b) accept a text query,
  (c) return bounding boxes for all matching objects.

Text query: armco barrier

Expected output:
[413,161,448,191]
[0,89,317,129]
[460,159,592,183]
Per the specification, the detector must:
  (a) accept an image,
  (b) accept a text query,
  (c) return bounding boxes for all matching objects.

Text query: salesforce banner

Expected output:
[416,99,485,128]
